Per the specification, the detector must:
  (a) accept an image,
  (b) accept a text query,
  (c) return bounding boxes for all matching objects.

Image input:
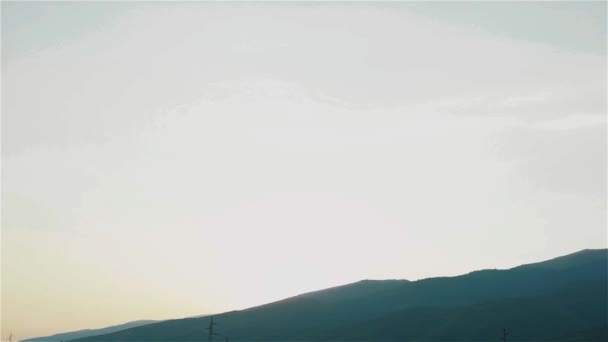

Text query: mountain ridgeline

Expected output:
[74,249,607,341]
[21,321,158,342]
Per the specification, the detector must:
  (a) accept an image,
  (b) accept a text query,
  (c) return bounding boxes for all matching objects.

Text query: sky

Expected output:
[1,1,606,340]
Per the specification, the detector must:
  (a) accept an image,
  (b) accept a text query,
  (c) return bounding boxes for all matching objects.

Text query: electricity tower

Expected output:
[206,316,216,342]
[206,316,229,342]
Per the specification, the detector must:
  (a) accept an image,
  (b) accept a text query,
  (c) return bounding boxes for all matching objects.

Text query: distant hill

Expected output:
[336,278,607,341]
[21,320,158,342]
[74,249,608,341]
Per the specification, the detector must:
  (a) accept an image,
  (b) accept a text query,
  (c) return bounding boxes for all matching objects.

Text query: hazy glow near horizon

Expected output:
[1,2,606,340]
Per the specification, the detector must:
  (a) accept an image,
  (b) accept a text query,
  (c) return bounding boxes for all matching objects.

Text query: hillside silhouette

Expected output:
[21,320,158,342]
[74,249,607,341]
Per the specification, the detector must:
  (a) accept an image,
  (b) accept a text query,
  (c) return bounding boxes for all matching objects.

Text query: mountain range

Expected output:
[29,249,608,341]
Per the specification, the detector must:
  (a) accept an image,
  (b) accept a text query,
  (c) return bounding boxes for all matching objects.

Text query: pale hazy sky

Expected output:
[1,1,606,340]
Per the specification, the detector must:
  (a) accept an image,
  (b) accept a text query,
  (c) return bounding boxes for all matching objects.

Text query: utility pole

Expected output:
[502,328,508,342]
